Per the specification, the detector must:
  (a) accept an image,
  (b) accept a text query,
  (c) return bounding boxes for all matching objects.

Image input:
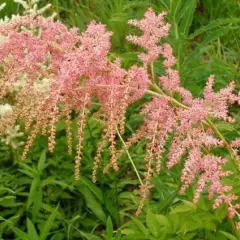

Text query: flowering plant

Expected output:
[0,0,240,229]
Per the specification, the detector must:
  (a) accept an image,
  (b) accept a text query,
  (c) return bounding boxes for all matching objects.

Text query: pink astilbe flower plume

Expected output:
[124,7,240,226]
[0,9,150,181]
[127,8,170,67]
[135,98,176,214]
[159,43,194,105]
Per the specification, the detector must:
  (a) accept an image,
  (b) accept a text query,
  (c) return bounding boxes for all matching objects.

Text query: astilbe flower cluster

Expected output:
[0,2,240,227]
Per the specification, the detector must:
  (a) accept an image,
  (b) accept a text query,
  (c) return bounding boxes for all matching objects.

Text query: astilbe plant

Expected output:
[0,1,240,228]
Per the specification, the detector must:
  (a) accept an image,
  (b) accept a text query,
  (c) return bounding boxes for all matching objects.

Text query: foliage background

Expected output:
[0,0,240,239]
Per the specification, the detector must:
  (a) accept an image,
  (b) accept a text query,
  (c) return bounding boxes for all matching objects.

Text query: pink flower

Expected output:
[127,8,170,66]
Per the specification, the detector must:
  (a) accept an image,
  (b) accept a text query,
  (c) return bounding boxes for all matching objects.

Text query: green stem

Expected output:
[146,89,189,109]
[149,83,164,94]
[150,63,155,83]
[205,118,239,172]
[116,128,143,186]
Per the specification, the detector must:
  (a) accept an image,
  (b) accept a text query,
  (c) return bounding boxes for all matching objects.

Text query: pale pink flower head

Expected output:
[161,43,176,68]
[127,8,170,66]
[79,21,112,73]
[203,75,239,122]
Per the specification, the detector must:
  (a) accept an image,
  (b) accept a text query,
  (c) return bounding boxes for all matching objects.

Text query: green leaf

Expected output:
[121,229,148,240]
[106,216,113,240]
[155,214,171,230]
[159,0,169,10]
[40,205,58,240]
[40,203,61,216]
[18,169,34,178]
[103,192,119,226]
[171,203,195,214]
[130,216,149,237]
[146,211,161,238]
[219,231,238,240]
[123,1,156,11]
[79,186,107,223]
[215,123,234,132]
[8,225,29,240]
[79,176,103,203]
[183,28,229,68]
[32,189,42,222]
[80,231,102,240]
[27,177,40,209]
[27,218,39,240]
[179,0,197,36]
[0,196,16,207]
[170,0,182,21]
[0,187,15,194]
[214,206,228,221]
[189,18,240,39]
[41,179,69,188]
[37,150,47,173]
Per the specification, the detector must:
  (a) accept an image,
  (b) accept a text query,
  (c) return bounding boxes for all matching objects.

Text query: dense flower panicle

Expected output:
[0,5,150,181]
[168,128,222,169]
[159,68,180,92]
[13,0,52,17]
[128,17,240,218]
[127,8,170,66]
[231,139,240,167]
[134,98,176,214]
[231,139,240,148]
[0,104,12,117]
[96,63,150,173]
[79,22,112,73]
[158,43,194,105]
[203,75,238,122]
[176,100,207,132]
[1,125,24,149]
[181,151,232,201]
[0,4,240,227]
[161,43,176,68]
